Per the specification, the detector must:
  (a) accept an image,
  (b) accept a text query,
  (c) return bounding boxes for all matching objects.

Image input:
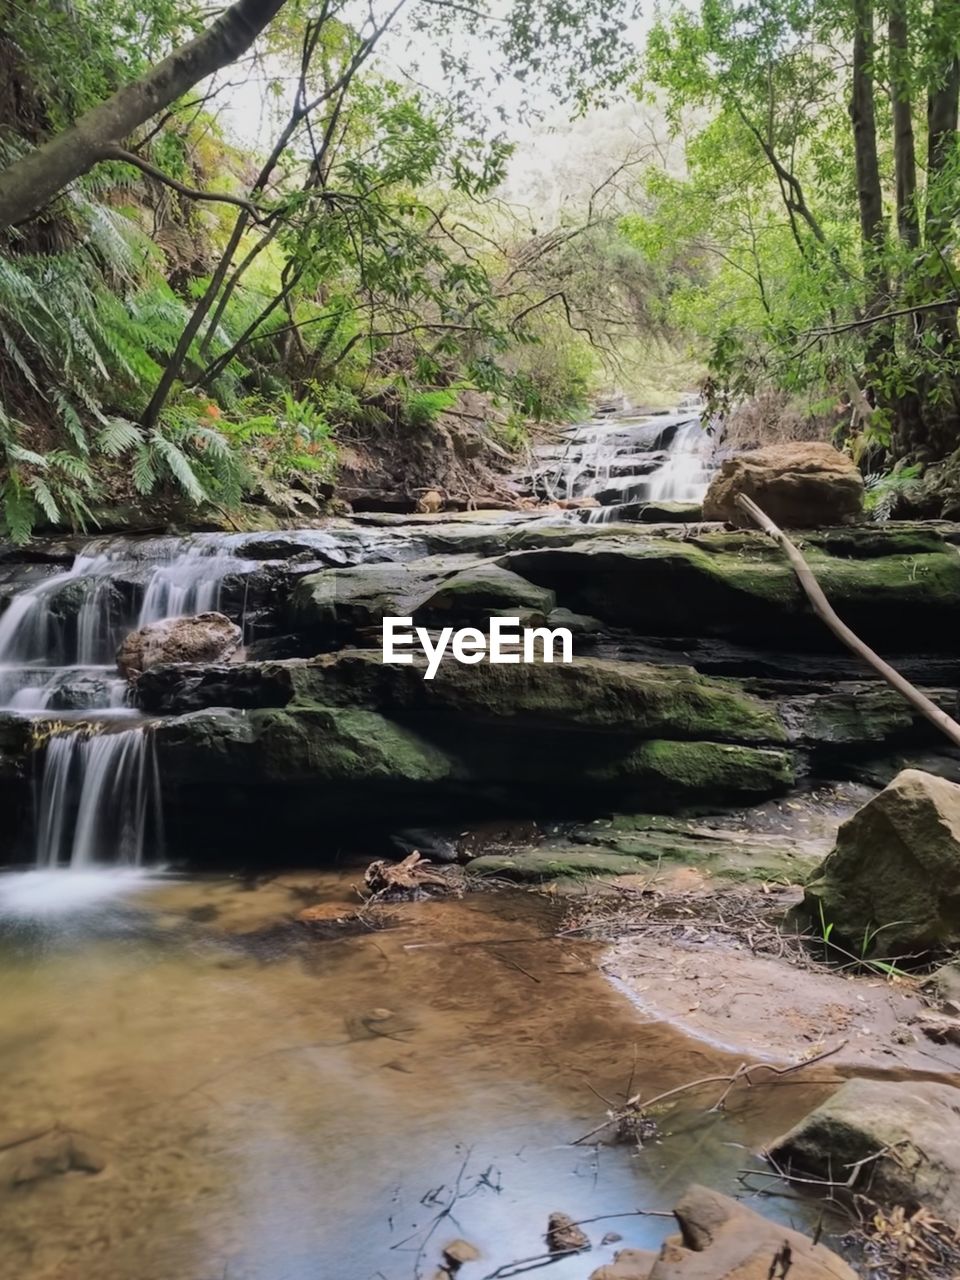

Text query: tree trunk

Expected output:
[0,0,289,229]
[918,0,960,457]
[888,0,918,251]
[850,0,892,386]
[922,6,960,351]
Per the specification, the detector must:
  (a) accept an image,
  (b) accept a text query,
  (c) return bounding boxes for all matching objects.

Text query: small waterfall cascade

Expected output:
[0,533,266,714]
[33,727,163,868]
[524,399,717,524]
[0,531,276,870]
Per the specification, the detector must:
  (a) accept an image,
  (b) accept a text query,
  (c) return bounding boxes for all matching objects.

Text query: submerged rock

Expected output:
[803,768,960,953]
[588,1185,856,1280]
[117,611,242,679]
[768,1078,960,1219]
[703,442,864,528]
[2,1129,105,1187]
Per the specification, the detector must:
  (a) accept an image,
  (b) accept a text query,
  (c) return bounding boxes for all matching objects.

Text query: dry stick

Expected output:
[735,493,960,750]
[573,1040,847,1145]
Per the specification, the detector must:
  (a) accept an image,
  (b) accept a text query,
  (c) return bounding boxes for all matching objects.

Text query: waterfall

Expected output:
[525,402,717,523]
[33,727,163,868]
[645,420,715,503]
[0,531,268,873]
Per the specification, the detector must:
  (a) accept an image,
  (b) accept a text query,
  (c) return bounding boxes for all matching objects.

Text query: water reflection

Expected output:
[0,873,831,1280]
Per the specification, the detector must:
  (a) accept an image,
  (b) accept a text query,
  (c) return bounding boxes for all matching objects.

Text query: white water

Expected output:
[645,420,715,503]
[0,532,275,876]
[34,727,163,869]
[528,401,716,522]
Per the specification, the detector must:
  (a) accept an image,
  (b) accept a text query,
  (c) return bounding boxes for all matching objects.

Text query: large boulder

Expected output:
[768,1078,960,1219]
[116,612,242,679]
[803,768,960,953]
[703,443,864,528]
[588,1185,856,1280]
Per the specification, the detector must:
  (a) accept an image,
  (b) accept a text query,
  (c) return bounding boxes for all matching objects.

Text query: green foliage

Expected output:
[636,0,960,459]
[401,388,459,428]
[864,464,923,522]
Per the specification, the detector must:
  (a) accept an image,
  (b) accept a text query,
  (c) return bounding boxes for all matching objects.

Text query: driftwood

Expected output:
[735,492,960,751]
[363,851,449,895]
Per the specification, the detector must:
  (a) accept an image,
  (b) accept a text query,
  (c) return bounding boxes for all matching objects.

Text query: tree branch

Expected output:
[105,146,268,219]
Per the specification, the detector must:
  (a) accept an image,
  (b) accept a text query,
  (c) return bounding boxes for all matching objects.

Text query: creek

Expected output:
[0,410,844,1280]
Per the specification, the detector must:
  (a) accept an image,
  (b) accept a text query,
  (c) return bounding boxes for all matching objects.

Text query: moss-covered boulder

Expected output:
[154,705,452,786]
[581,739,794,802]
[137,652,788,747]
[803,768,960,953]
[500,527,960,650]
[417,563,555,619]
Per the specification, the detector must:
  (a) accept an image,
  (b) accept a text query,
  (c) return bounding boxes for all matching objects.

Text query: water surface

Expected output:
[0,870,833,1280]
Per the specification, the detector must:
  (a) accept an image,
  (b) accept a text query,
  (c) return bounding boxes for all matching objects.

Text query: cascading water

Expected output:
[0,532,278,872]
[525,399,717,523]
[33,727,163,868]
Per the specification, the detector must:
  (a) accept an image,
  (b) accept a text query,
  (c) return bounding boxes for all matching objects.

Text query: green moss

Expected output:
[419,563,555,616]
[584,739,795,801]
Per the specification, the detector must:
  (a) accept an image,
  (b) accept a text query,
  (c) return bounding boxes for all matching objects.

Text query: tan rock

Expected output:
[769,1077,960,1220]
[803,768,960,953]
[590,1247,658,1279]
[594,1186,857,1280]
[117,611,242,679]
[703,442,863,528]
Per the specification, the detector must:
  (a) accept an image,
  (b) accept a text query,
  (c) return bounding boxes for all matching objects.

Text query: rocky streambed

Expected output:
[3,509,960,1278]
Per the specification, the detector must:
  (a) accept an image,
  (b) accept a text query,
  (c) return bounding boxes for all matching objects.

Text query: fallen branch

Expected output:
[573,1039,847,1145]
[735,493,960,750]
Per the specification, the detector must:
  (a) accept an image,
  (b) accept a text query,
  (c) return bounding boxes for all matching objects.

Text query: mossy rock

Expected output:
[138,652,787,747]
[582,739,795,803]
[500,527,960,650]
[468,847,654,880]
[417,563,556,618]
[802,768,960,953]
[154,704,453,786]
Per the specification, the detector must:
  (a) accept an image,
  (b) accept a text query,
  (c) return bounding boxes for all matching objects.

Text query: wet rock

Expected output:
[703,442,864,528]
[3,1130,105,1187]
[768,1078,960,1219]
[441,1239,480,1267]
[418,563,555,620]
[803,768,960,954]
[287,556,474,642]
[632,1185,856,1280]
[389,828,460,863]
[546,607,603,636]
[117,611,242,679]
[590,1248,658,1280]
[500,527,960,651]
[546,1212,590,1254]
[779,684,958,749]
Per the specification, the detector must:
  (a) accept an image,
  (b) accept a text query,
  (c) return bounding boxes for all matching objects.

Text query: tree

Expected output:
[638,0,960,464]
[0,0,290,228]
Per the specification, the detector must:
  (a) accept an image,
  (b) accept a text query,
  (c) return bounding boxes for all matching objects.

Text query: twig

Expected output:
[573,1040,847,1144]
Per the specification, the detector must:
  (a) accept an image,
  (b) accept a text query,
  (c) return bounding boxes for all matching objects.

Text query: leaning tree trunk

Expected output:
[850,0,893,388]
[0,0,289,228]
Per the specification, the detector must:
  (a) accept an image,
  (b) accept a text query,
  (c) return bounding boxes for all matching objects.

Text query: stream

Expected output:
[0,408,837,1280]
